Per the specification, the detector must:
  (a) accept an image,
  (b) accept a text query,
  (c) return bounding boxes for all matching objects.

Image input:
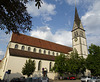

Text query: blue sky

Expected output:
[0,0,100,59]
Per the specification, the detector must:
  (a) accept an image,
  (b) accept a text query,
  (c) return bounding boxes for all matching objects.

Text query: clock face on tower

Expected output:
[74,37,78,42]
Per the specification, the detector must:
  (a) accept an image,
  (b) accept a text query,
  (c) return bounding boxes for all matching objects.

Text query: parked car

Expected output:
[81,76,91,82]
[69,76,76,80]
[90,76,97,82]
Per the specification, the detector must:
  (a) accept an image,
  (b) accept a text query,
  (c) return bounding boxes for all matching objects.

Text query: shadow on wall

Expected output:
[4,72,23,81]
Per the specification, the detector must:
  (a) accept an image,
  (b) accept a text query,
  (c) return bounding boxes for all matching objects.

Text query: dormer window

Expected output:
[21,46,25,50]
[15,44,18,49]
[28,47,31,51]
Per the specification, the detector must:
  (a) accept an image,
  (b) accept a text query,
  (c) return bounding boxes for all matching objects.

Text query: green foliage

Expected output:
[52,49,86,76]
[22,59,35,77]
[53,53,66,76]
[67,49,86,76]
[86,44,100,76]
[0,0,42,34]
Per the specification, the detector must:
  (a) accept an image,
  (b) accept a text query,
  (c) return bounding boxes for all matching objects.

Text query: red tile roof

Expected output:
[11,33,72,54]
[9,48,55,61]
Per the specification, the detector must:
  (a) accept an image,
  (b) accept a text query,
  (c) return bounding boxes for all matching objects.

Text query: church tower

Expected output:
[72,7,88,58]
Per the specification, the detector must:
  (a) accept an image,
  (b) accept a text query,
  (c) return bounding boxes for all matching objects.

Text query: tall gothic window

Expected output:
[15,44,18,49]
[21,46,25,50]
[80,31,83,37]
[76,31,78,36]
[74,32,76,37]
[38,61,41,71]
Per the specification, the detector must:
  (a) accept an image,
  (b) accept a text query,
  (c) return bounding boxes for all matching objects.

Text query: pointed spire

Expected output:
[74,7,81,27]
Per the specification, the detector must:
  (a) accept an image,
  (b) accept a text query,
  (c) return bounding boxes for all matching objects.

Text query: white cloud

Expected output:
[0,30,11,59]
[26,1,56,21]
[30,26,72,47]
[81,0,100,46]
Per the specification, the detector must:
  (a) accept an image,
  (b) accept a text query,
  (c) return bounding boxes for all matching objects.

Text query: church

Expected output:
[0,7,89,80]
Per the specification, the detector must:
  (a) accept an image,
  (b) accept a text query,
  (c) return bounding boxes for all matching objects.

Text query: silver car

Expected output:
[90,76,97,82]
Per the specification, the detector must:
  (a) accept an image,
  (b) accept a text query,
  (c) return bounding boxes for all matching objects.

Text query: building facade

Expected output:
[0,7,89,80]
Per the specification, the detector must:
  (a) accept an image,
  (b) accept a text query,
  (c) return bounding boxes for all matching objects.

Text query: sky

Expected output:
[0,0,100,59]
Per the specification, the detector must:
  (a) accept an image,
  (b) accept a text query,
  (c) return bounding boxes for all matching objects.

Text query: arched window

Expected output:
[33,48,36,53]
[38,61,41,71]
[39,49,41,53]
[44,50,46,54]
[21,46,25,50]
[15,44,18,49]
[49,62,52,71]
[28,47,31,51]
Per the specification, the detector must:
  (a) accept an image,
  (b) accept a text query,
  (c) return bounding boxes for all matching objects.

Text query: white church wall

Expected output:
[4,55,55,80]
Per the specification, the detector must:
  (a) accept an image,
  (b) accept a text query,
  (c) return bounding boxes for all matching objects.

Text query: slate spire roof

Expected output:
[72,7,85,31]
[74,7,81,27]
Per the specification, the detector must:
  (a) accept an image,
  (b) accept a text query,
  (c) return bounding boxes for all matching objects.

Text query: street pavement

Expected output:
[50,80,81,82]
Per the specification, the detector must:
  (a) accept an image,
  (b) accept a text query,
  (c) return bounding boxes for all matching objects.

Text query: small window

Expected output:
[48,51,50,55]
[44,50,46,54]
[28,47,31,51]
[33,48,36,53]
[52,52,54,56]
[21,46,25,50]
[56,53,58,56]
[39,49,41,53]
[15,44,18,49]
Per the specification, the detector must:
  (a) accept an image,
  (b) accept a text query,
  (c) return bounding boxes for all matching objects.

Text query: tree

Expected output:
[86,44,100,76]
[52,53,66,76]
[22,59,35,77]
[68,49,86,76]
[0,0,42,34]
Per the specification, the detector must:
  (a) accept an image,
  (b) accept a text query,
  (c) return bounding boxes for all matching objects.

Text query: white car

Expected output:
[81,76,91,82]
